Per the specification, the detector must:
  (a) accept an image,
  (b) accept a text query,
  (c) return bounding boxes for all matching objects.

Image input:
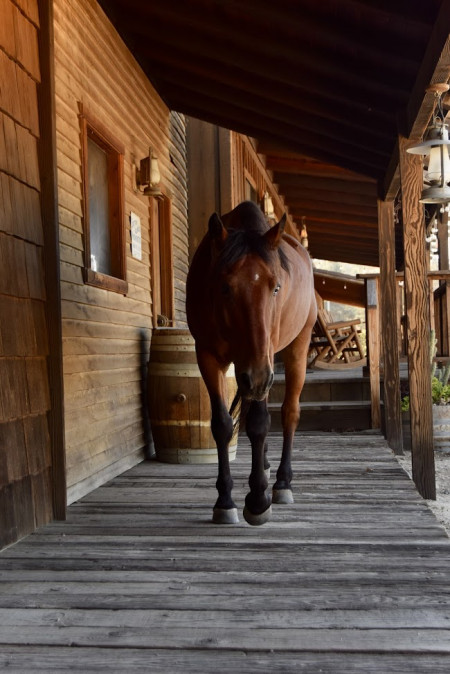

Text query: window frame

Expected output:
[80,110,128,295]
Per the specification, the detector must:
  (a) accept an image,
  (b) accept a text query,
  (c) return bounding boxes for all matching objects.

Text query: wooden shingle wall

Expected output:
[53,0,188,503]
[0,0,54,547]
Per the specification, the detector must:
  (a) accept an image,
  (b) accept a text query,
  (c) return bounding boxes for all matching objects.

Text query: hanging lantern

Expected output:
[407,83,450,204]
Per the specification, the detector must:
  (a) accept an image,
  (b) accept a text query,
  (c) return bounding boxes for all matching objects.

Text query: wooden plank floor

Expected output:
[1,432,450,672]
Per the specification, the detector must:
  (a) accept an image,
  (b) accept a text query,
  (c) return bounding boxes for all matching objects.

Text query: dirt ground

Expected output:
[396,450,450,536]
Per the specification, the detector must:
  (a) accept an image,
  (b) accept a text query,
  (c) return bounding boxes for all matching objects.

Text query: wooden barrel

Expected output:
[148,328,238,464]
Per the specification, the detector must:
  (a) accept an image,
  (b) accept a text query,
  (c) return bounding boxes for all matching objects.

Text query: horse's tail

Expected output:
[229,389,249,433]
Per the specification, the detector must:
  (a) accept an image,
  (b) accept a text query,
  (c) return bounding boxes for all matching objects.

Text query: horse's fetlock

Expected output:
[216,474,233,495]
[248,472,268,494]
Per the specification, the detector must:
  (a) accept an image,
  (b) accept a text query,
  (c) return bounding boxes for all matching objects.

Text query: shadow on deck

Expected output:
[1,431,450,672]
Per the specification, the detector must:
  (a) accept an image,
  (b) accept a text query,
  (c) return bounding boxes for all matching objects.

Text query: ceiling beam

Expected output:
[166,93,387,178]
[262,155,376,183]
[287,199,378,218]
[273,174,378,197]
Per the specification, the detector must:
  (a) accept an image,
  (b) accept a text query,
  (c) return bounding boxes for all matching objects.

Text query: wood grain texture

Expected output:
[398,136,435,499]
[378,199,403,453]
[53,0,189,496]
[365,278,381,428]
[0,432,449,672]
[0,0,56,548]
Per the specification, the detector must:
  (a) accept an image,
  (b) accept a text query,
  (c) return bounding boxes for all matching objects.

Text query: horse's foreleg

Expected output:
[210,394,238,524]
[273,330,311,505]
[243,399,272,525]
[196,350,238,524]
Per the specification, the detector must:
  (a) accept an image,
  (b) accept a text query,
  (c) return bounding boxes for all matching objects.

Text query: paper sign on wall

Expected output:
[130,211,142,260]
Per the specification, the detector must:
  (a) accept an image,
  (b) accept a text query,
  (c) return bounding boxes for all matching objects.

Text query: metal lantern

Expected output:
[407,83,450,204]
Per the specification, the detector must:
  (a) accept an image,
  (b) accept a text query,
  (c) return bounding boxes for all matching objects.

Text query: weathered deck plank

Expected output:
[1,432,450,672]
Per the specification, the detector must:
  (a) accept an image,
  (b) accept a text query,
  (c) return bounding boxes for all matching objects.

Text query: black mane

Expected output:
[216,202,290,273]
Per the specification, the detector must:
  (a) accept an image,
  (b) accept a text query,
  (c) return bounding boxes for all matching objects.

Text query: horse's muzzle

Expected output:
[238,369,274,401]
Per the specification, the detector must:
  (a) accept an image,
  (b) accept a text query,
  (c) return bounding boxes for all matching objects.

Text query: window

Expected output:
[150,195,174,327]
[80,111,127,294]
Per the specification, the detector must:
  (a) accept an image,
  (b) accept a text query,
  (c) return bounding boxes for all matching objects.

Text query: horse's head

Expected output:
[209,207,288,401]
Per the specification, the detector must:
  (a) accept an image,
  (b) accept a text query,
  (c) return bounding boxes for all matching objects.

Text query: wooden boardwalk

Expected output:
[1,432,450,672]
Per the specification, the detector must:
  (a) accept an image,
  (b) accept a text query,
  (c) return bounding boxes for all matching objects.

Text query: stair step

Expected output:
[268,400,371,412]
[270,373,370,404]
[268,400,372,432]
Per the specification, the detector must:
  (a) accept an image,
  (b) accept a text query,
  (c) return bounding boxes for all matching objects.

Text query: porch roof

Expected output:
[98,0,450,266]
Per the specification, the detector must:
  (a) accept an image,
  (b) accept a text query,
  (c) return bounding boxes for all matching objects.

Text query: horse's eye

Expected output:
[274,283,281,296]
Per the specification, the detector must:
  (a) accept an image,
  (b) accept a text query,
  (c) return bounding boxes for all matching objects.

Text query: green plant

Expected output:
[401,329,450,411]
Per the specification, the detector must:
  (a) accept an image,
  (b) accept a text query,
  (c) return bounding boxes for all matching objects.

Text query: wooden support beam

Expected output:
[365,279,381,429]
[37,0,66,518]
[378,199,403,454]
[438,211,449,270]
[399,136,435,500]
[437,212,450,357]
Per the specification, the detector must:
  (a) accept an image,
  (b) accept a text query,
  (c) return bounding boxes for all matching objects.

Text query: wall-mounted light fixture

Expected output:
[407,83,450,204]
[135,148,162,197]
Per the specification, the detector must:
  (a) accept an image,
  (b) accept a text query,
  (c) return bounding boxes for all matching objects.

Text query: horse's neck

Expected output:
[282,233,302,251]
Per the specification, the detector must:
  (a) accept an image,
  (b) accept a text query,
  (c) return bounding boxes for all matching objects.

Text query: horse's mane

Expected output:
[217,227,290,274]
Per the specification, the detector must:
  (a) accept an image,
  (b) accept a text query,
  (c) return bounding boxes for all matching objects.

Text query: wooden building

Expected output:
[1,0,191,548]
[53,0,189,504]
[2,0,450,548]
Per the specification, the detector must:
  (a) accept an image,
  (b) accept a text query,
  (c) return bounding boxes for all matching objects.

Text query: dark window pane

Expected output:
[88,137,111,275]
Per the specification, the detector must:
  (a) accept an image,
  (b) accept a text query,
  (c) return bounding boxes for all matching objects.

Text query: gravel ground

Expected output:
[396,449,450,536]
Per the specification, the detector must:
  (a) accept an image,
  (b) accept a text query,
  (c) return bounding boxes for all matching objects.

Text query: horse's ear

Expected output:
[264,213,287,249]
[208,212,228,249]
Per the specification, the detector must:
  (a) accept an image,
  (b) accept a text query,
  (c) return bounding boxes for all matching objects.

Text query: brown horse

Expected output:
[186,201,316,525]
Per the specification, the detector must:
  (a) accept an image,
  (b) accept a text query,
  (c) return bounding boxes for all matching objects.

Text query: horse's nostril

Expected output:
[240,372,252,392]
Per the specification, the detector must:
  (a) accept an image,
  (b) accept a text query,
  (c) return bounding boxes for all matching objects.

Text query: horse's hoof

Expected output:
[272,488,294,504]
[243,504,272,526]
[212,507,239,524]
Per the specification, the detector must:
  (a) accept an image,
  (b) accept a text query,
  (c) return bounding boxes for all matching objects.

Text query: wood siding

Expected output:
[0,0,55,547]
[53,0,188,503]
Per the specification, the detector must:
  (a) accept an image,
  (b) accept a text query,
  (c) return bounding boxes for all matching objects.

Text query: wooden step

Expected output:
[269,373,371,404]
[268,400,372,432]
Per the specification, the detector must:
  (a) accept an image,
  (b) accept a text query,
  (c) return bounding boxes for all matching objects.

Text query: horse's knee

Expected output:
[245,401,270,442]
[281,400,300,431]
[211,407,234,446]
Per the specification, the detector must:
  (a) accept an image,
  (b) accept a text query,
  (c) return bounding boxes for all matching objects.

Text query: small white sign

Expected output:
[130,211,142,260]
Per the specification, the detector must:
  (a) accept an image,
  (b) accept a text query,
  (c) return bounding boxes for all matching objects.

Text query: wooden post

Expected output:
[37,0,67,519]
[438,211,450,356]
[378,200,403,453]
[365,278,381,429]
[399,136,435,500]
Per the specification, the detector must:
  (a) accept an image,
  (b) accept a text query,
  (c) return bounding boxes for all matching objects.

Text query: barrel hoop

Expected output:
[148,363,236,376]
[151,343,195,351]
[152,419,211,427]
